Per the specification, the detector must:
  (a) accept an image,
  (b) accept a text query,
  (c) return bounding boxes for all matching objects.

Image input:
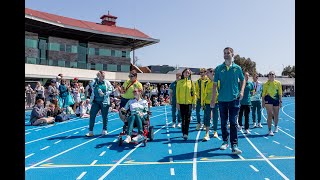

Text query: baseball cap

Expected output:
[51,79,56,83]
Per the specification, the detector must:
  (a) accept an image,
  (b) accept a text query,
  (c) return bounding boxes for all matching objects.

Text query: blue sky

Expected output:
[25,0,294,75]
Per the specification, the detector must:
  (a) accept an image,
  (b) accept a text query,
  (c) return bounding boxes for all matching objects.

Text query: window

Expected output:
[126,50,130,58]
[88,48,95,55]
[39,59,47,65]
[78,62,87,69]
[26,57,37,64]
[87,63,91,70]
[103,64,108,71]
[78,43,87,62]
[60,44,66,52]
[115,50,122,57]
[96,63,103,70]
[90,63,95,70]
[49,60,58,66]
[121,65,130,72]
[70,61,77,68]
[71,45,78,53]
[25,39,38,48]
[66,45,72,53]
[48,43,60,51]
[99,49,111,56]
[58,60,65,67]
[65,61,70,68]
[111,50,115,57]
[107,64,117,71]
[122,51,126,58]
[95,48,99,55]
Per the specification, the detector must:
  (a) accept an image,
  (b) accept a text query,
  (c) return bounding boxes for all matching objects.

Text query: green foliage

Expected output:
[234,55,257,75]
[281,65,295,78]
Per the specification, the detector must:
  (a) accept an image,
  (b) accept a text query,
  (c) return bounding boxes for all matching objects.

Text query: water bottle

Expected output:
[98,89,103,97]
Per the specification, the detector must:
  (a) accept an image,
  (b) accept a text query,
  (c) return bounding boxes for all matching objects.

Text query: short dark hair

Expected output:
[224,47,234,54]
[130,70,138,77]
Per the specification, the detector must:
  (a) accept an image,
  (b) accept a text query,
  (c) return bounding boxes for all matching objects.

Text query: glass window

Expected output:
[95,48,99,55]
[49,60,58,66]
[25,39,38,48]
[87,63,91,70]
[99,49,111,56]
[111,50,115,57]
[88,48,95,55]
[115,50,122,57]
[90,63,95,70]
[122,51,126,58]
[107,64,117,71]
[71,45,78,53]
[103,64,108,71]
[66,45,72,53]
[70,61,77,68]
[65,61,70,68]
[48,43,60,51]
[26,57,37,64]
[78,44,87,62]
[58,60,65,67]
[126,50,130,58]
[121,65,130,72]
[39,59,47,65]
[60,44,66,52]
[78,62,87,69]
[117,65,121,71]
[96,63,103,70]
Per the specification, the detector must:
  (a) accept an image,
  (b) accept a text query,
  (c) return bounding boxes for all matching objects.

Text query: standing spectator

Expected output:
[113,82,121,99]
[164,84,170,97]
[58,79,69,108]
[86,71,114,137]
[150,84,159,101]
[176,68,196,140]
[169,72,182,128]
[210,47,245,154]
[25,84,34,108]
[119,70,143,108]
[238,72,254,134]
[262,71,283,136]
[195,68,209,130]
[48,79,59,103]
[78,82,86,101]
[85,80,92,98]
[35,81,46,107]
[251,73,263,128]
[55,76,61,89]
[72,83,81,112]
[143,82,151,98]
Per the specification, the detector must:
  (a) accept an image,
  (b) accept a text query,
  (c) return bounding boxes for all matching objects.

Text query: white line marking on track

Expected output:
[264,137,269,139]
[238,155,245,160]
[169,157,173,162]
[254,132,260,135]
[241,131,289,180]
[74,132,79,135]
[264,178,270,180]
[193,125,202,180]
[35,129,41,131]
[281,103,295,120]
[25,132,31,135]
[250,165,259,172]
[54,140,62,144]
[90,160,98,165]
[168,149,172,154]
[113,139,117,142]
[40,146,50,150]
[285,146,293,150]
[65,135,71,139]
[170,168,175,175]
[97,120,170,179]
[100,151,106,156]
[273,141,280,144]
[167,134,170,137]
[81,128,86,131]
[25,153,34,159]
[25,127,123,171]
[168,143,171,148]
[76,172,87,180]
[217,136,221,140]
[285,129,290,131]
[107,145,112,149]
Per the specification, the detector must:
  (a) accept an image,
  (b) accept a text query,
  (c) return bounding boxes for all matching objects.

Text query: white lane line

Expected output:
[25,127,123,171]
[264,137,269,139]
[113,139,117,142]
[217,136,221,140]
[285,129,290,131]
[76,172,87,180]
[249,165,259,172]
[40,146,50,150]
[238,155,245,160]
[81,128,86,131]
[168,143,171,148]
[265,178,270,180]
[281,103,295,120]
[99,151,106,156]
[262,110,295,139]
[54,140,62,144]
[254,132,260,135]
[273,141,280,144]
[193,125,202,180]
[65,135,71,139]
[168,149,172,154]
[90,160,98,165]
[25,153,35,159]
[25,132,31,135]
[97,120,170,180]
[285,146,294,150]
[170,168,175,175]
[35,129,42,131]
[74,132,79,135]
[241,131,289,180]
[25,116,85,131]
[167,134,170,137]
[107,145,112,149]
[169,157,173,162]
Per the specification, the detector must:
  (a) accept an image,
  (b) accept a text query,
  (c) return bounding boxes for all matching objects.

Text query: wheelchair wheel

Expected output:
[118,137,123,146]
[148,126,154,141]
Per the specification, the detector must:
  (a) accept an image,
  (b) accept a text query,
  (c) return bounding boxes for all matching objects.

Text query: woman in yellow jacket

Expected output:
[176,68,196,140]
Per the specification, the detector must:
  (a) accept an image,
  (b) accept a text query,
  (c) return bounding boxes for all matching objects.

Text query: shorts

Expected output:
[264,95,280,106]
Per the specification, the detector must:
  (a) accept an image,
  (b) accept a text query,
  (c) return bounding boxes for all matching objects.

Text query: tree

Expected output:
[234,55,257,75]
[281,65,295,78]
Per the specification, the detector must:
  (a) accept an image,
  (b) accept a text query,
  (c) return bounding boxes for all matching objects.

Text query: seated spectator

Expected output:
[30,99,55,126]
[76,101,90,118]
[47,101,62,119]
[152,96,160,106]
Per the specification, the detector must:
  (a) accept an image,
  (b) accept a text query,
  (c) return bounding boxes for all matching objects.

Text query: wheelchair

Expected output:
[118,108,154,147]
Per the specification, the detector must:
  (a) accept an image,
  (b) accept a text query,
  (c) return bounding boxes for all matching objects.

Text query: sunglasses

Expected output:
[133,90,139,93]
[268,73,275,76]
[200,71,206,74]
[128,74,135,78]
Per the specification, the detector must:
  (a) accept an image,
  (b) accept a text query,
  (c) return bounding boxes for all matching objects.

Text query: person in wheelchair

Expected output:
[120,87,149,143]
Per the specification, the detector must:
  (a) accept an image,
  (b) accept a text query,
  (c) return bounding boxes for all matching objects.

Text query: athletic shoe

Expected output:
[124,135,131,143]
[132,134,144,142]
[203,133,210,141]
[101,130,108,135]
[253,122,257,128]
[274,126,278,133]
[213,131,218,138]
[232,144,242,154]
[183,134,188,140]
[85,131,94,137]
[257,123,263,128]
[172,123,176,128]
[196,123,201,131]
[237,125,242,131]
[220,141,228,150]
[177,123,181,128]
[245,129,251,134]
[268,130,274,136]
[203,125,206,131]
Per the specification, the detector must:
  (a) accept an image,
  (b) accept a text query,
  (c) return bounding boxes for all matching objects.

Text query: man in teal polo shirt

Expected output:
[211,47,245,154]
[238,72,254,134]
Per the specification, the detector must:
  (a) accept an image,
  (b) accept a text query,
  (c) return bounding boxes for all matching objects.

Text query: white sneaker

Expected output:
[172,123,176,128]
[257,123,263,128]
[124,135,131,143]
[213,131,218,138]
[177,123,181,128]
[253,123,257,128]
[203,134,210,141]
[101,130,108,135]
[132,134,144,142]
[85,131,94,137]
[245,129,251,134]
[238,125,242,131]
[274,126,278,133]
[196,123,201,131]
[268,130,274,136]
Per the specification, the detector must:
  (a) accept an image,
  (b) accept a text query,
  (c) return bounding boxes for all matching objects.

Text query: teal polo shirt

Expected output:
[93,80,107,102]
[213,62,244,102]
[240,81,254,105]
[169,80,178,103]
